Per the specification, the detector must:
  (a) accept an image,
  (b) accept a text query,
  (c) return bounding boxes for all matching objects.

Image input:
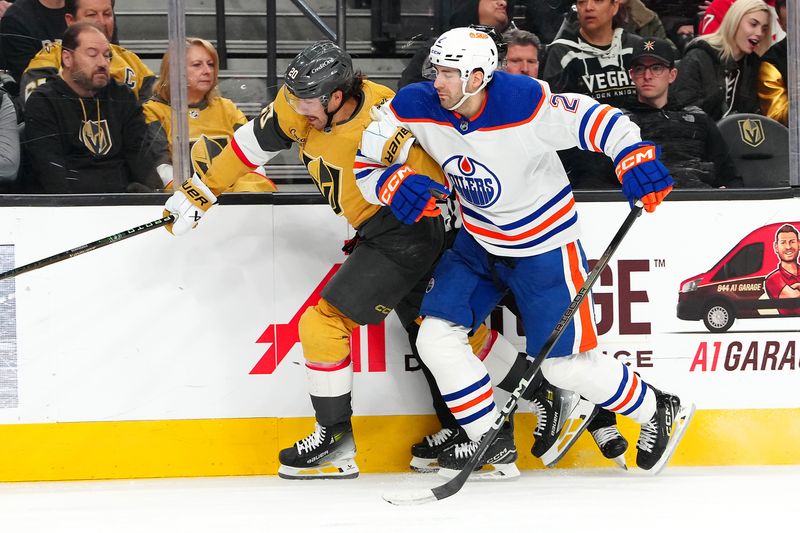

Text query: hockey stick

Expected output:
[383,202,644,506]
[0,215,176,282]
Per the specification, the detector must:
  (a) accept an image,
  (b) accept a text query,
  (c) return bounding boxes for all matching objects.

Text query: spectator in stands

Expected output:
[623,37,742,188]
[23,22,160,193]
[699,0,784,41]
[142,38,275,192]
[0,0,66,92]
[758,0,787,125]
[502,28,540,77]
[616,0,671,41]
[543,0,642,189]
[642,0,698,52]
[20,0,154,106]
[0,1,13,17]
[520,0,572,44]
[399,0,513,88]
[0,87,19,187]
[672,0,771,121]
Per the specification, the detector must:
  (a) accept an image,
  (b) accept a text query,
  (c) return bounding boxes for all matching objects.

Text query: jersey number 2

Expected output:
[549,94,578,113]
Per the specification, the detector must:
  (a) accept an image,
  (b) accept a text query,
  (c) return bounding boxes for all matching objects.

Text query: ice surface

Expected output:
[0,466,797,532]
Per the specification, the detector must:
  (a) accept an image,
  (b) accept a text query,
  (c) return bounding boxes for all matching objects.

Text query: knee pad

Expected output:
[299,299,360,364]
[416,317,472,371]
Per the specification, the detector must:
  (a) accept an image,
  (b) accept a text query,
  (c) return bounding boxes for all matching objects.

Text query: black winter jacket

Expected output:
[621,99,742,188]
[671,38,761,121]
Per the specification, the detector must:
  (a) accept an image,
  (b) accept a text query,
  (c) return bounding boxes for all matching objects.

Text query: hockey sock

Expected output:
[417,317,497,440]
[541,350,656,424]
[306,356,354,426]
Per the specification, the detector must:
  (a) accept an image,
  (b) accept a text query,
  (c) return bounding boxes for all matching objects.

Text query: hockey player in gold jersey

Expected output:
[143,38,275,193]
[20,0,155,106]
[162,40,570,480]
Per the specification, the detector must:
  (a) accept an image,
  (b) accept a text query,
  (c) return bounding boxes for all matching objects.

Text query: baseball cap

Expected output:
[631,38,676,67]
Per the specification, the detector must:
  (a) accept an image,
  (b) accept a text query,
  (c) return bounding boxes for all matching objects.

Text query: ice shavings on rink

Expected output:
[0,466,797,533]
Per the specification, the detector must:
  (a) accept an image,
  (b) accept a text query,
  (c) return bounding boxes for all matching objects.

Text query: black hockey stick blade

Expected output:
[0,214,176,282]
[383,203,644,506]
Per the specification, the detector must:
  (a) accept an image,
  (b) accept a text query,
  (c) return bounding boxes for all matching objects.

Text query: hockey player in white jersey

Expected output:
[355,27,694,477]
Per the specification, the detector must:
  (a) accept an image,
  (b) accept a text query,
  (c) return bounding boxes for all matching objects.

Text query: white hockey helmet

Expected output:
[427,27,499,109]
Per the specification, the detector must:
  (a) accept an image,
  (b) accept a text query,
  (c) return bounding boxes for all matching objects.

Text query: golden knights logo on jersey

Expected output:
[301,152,343,215]
[191,134,226,178]
[80,119,112,156]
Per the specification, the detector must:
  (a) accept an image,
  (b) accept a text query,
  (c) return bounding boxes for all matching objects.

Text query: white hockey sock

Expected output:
[541,350,656,424]
[417,317,498,440]
[477,329,518,388]
[305,356,354,398]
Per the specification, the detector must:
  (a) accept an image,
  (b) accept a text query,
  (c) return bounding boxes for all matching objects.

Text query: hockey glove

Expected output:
[614,142,673,213]
[376,164,449,224]
[163,175,218,235]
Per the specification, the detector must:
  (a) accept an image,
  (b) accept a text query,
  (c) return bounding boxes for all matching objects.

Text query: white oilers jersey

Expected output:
[356,71,641,257]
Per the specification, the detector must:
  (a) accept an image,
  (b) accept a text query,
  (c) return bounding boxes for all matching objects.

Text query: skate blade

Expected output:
[541,402,599,467]
[437,462,520,481]
[278,461,359,480]
[611,454,628,470]
[646,401,696,475]
[409,456,439,473]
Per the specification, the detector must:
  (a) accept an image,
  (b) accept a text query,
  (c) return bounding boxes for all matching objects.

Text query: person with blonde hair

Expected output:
[143,37,275,192]
[672,0,772,120]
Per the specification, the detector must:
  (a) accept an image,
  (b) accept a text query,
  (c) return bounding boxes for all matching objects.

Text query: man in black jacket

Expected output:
[23,21,160,193]
[398,0,513,88]
[623,37,742,188]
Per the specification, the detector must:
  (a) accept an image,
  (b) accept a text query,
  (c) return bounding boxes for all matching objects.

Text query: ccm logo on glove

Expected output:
[614,145,656,180]
[379,165,415,205]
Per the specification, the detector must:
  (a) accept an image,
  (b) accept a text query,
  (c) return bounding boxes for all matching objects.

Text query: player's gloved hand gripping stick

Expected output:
[382,202,645,506]
[614,141,673,213]
[375,163,450,224]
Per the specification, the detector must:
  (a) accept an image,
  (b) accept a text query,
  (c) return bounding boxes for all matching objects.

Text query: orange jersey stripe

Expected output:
[462,197,576,242]
[450,388,494,413]
[566,242,598,351]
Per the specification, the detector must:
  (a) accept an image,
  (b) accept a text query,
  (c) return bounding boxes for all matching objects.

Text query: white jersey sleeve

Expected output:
[355,101,417,205]
[529,87,642,162]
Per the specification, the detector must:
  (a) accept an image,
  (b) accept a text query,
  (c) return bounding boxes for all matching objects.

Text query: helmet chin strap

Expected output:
[323,94,346,132]
[445,74,488,112]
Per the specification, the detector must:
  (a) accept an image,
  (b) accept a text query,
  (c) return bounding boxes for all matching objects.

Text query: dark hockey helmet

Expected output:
[284,40,354,106]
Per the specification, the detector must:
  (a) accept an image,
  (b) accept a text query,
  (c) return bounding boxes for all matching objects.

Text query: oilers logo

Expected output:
[442,155,500,208]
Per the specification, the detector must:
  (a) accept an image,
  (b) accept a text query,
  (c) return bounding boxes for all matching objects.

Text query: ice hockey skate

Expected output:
[636,389,695,474]
[410,426,471,473]
[436,421,519,480]
[278,422,359,480]
[589,408,629,469]
[530,380,598,468]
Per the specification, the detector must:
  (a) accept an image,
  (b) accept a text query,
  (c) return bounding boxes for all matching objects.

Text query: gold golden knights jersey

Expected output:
[20,40,155,104]
[143,95,275,192]
[201,79,446,228]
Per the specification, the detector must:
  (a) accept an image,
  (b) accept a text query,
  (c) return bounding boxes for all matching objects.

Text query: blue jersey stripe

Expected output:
[598,364,629,408]
[578,103,600,152]
[599,111,622,152]
[489,212,578,250]
[456,402,496,425]
[621,381,649,416]
[460,184,572,231]
[442,373,492,402]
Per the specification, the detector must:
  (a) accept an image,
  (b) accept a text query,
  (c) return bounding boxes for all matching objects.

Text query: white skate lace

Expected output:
[452,440,480,460]
[296,424,326,454]
[591,425,622,447]
[531,398,548,437]
[425,428,454,447]
[637,420,657,452]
